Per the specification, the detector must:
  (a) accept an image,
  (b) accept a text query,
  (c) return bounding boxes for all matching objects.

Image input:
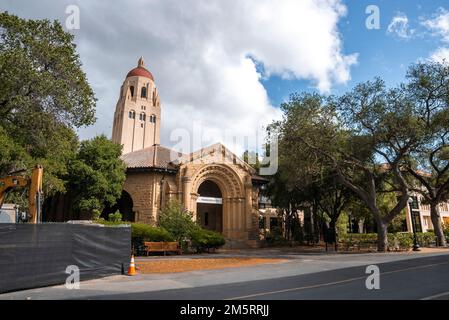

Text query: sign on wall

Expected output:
[197,196,222,204]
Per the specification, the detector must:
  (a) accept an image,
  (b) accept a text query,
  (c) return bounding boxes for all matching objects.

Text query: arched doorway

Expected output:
[102,190,135,222]
[196,180,223,233]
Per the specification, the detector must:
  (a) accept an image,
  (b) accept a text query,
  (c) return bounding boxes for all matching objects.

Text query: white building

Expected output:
[405,195,449,233]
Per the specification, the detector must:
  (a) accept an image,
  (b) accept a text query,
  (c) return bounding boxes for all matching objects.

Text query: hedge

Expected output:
[189,228,226,253]
[94,217,227,254]
[131,223,174,242]
[338,232,436,251]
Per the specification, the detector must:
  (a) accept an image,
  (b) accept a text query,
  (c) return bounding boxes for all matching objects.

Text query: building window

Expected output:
[129,111,135,119]
[410,196,419,210]
[141,87,147,98]
[149,115,156,123]
[130,86,134,97]
[139,113,146,121]
[204,212,209,226]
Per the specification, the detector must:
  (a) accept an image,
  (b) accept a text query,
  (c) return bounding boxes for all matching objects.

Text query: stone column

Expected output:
[223,197,232,238]
[191,193,199,222]
[244,176,253,237]
[182,176,191,211]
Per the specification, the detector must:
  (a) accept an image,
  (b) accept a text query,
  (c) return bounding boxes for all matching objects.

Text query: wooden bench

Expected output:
[143,241,182,255]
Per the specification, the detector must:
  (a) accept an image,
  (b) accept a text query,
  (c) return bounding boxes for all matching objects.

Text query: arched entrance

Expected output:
[102,190,135,222]
[186,163,252,242]
[196,180,223,233]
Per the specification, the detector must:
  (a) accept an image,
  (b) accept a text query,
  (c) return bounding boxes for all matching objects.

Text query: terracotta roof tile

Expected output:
[121,145,184,170]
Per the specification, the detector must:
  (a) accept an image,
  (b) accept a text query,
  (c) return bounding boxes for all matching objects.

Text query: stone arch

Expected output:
[102,190,135,222]
[190,164,244,200]
[161,178,176,210]
[187,164,247,240]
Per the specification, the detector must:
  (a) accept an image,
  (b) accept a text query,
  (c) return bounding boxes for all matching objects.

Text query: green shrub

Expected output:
[189,228,226,252]
[108,210,122,223]
[338,232,436,251]
[93,217,128,226]
[91,209,101,220]
[444,224,449,241]
[338,233,378,247]
[130,223,174,254]
[131,223,173,242]
[265,226,288,246]
[394,233,414,250]
[416,232,436,247]
[159,200,197,242]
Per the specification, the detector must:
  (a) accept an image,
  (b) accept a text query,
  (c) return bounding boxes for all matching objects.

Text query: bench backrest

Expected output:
[144,241,179,250]
[164,242,179,250]
[144,242,164,250]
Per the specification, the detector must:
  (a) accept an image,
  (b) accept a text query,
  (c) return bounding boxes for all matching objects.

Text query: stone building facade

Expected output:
[112,58,266,248]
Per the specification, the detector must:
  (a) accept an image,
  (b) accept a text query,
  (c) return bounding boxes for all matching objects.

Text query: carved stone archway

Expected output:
[182,163,251,241]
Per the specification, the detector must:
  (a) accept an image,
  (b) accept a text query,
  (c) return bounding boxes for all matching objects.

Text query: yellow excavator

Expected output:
[0,165,43,223]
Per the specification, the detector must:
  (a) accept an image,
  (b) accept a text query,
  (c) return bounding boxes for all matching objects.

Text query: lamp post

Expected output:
[408,197,421,251]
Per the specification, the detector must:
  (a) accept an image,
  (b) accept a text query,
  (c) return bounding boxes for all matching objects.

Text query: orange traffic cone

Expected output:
[128,255,137,276]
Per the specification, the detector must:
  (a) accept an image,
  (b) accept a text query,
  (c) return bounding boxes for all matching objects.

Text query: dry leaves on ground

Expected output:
[136,258,287,273]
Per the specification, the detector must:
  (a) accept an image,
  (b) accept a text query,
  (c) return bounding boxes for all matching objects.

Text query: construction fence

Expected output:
[0,223,131,293]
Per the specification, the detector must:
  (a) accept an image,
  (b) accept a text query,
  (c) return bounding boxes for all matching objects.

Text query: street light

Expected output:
[408,197,421,251]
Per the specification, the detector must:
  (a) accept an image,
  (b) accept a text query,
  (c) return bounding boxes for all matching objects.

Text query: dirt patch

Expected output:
[135,258,287,273]
[406,247,449,254]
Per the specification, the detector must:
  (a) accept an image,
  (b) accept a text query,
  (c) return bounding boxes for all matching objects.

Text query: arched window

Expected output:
[129,110,135,119]
[141,87,147,98]
[139,113,146,121]
[149,115,156,123]
[129,86,134,97]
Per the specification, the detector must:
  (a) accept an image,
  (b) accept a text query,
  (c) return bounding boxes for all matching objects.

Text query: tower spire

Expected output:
[138,56,145,68]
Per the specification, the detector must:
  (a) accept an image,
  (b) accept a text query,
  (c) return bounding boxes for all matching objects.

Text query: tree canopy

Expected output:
[269,61,449,251]
[0,12,96,196]
[68,135,126,215]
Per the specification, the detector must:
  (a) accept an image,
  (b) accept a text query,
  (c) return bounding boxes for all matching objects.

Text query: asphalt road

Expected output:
[87,254,449,300]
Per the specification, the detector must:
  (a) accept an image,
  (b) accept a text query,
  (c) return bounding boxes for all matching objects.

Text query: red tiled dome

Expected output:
[126,66,154,81]
[126,57,154,81]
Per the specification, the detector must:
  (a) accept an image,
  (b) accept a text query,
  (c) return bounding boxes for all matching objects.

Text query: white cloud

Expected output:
[422,8,449,42]
[429,47,449,63]
[387,12,414,39]
[422,8,449,64]
[2,0,357,155]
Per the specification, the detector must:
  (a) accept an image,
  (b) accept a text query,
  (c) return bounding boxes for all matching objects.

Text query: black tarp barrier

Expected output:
[0,223,131,293]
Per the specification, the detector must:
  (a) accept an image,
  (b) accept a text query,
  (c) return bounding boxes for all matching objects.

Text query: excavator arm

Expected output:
[0,165,43,223]
[28,165,43,224]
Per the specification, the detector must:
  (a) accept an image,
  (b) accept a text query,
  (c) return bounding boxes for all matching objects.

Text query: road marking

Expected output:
[225,260,449,300]
[420,291,449,300]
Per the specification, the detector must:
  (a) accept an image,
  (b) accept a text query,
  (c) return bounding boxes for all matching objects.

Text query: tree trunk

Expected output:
[285,212,292,241]
[329,219,337,238]
[377,220,389,252]
[312,210,321,243]
[430,202,447,247]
